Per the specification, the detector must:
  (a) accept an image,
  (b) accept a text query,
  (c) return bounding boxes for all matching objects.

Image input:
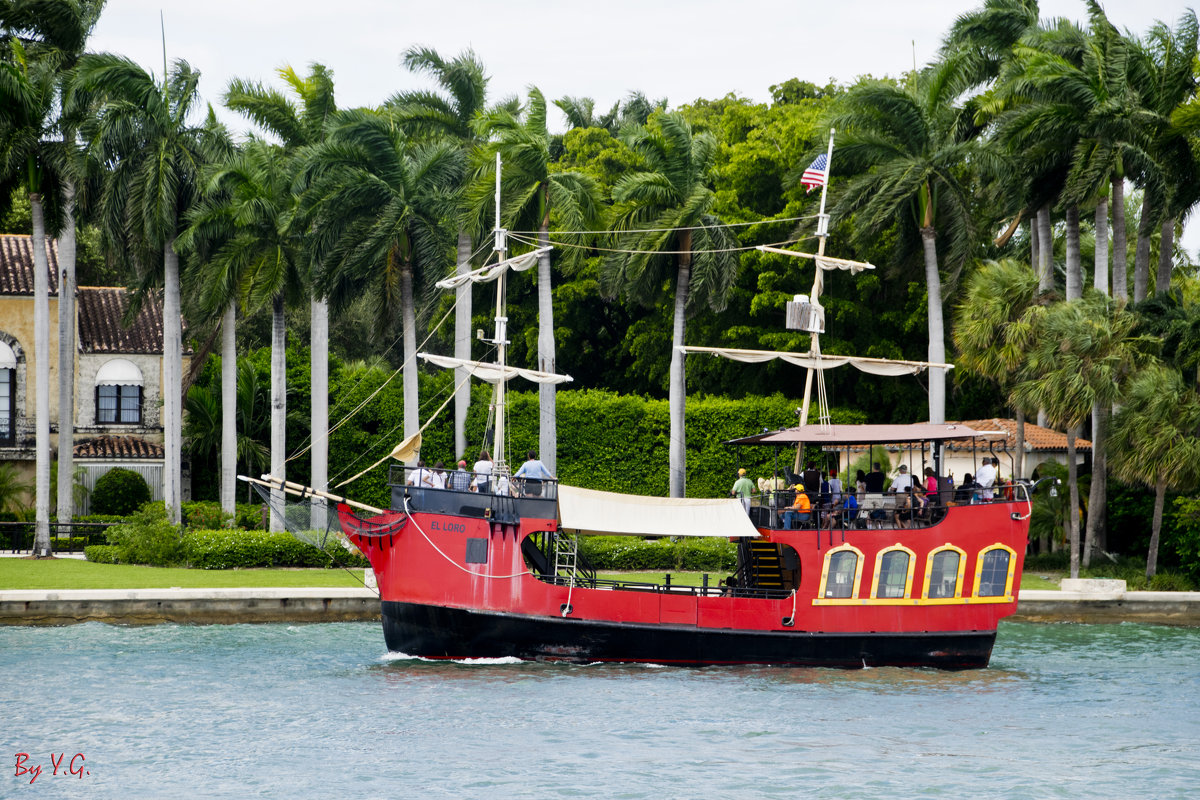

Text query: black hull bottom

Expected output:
[380,601,997,670]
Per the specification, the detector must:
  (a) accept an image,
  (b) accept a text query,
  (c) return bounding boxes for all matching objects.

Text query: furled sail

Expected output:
[418,353,573,385]
[755,245,876,275]
[434,246,551,289]
[678,346,953,376]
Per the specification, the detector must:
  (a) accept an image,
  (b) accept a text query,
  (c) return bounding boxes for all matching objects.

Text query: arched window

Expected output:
[95,359,143,424]
[923,546,966,599]
[820,545,864,599]
[873,546,916,599]
[0,339,18,445]
[974,545,1017,598]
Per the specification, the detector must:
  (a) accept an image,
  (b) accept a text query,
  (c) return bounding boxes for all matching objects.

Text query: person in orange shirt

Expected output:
[782,484,811,529]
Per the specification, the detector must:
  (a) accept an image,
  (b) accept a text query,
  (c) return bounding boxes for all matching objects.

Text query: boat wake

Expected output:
[380,651,525,666]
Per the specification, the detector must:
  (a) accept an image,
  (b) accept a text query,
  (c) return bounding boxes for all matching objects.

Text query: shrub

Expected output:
[91,468,152,516]
[85,545,121,564]
[183,528,367,570]
[236,503,267,530]
[1148,572,1197,592]
[182,501,234,530]
[1168,496,1200,583]
[106,503,186,566]
[578,536,737,572]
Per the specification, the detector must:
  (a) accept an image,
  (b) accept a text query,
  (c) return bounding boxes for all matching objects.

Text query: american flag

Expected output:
[800,153,828,193]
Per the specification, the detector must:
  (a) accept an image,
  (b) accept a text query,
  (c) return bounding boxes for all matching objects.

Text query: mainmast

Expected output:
[491,152,510,472]
[796,128,837,430]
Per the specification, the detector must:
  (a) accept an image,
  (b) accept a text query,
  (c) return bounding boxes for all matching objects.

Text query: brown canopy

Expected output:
[726,422,991,447]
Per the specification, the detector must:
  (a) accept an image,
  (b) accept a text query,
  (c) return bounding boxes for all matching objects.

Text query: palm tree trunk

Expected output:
[220,301,236,516]
[1093,196,1108,295]
[1146,474,1167,579]
[400,261,418,466]
[1156,217,1175,296]
[1111,177,1127,300]
[163,238,183,525]
[1037,204,1053,292]
[1066,423,1081,579]
[1030,216,1039,278]
[269,294,286,533]
[669,231,692,498]
[56,182,77,524]
[1014,407,1025,480]
[919,227,946,424]
[31,194,51,556]
[537,223,556,473]
[1065,206,1082,301]
[1084,402,1108,568]
[454,229,472,461]
[310,296,328,529]
[1133,191,1153,302]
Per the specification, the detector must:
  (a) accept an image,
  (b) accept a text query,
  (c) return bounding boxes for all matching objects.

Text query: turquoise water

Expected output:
[3,621,1198,799]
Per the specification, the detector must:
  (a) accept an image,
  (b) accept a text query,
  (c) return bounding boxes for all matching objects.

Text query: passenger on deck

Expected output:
[865,462,886,493]
[448,460,472,491]
[731,468,755,514]
[855,469,867,500]
[514,450,554,496]
[431,461,447,489]
[828,472,843,504]
[833,491,859,527]
[472,450,493,493]
[956,473,977,504]
[406,460,434,488]
[890,464,915,494]
[782,484,811,529]
[975,457,997,502]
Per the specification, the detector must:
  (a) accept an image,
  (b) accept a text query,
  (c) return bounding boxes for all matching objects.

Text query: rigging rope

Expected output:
[508,212,823,237]
[507,230,811,256]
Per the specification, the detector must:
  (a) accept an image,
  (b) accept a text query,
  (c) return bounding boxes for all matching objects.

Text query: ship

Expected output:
[251,139,1036,669]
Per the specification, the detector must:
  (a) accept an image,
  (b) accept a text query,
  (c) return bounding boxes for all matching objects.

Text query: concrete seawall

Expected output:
[2,587,1199,626]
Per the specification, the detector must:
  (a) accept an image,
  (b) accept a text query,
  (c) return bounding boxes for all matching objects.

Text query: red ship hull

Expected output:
[345,488,1028,669]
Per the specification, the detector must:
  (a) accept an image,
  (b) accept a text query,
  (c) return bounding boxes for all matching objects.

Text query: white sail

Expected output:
[418,353,573,385]
[678,346,953,376]
[434,246,551,289]
[755,245,876,275]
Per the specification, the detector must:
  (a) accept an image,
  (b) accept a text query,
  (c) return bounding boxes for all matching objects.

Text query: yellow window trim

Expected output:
[818,543,865,600]
[922,544,967,600]
[871,543,917,600]
[813,595,1014,607]
[973,543,1018,598]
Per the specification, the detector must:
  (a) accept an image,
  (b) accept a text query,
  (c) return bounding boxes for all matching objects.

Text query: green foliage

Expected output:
[181,501,234,530]
[0,462,32,515]
[85,545,120,564]
[1168,496,1200,582]
[90,468,152,517]
[578,536,737,572]
[183,529,367,570]
[105,503,186,566]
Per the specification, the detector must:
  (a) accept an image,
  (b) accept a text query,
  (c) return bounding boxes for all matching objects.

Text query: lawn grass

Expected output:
[0,558,365,590]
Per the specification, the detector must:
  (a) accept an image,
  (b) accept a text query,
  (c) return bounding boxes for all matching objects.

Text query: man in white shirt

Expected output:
[472,450,493,493]
[890,464,915,494]
[975,458,997,501]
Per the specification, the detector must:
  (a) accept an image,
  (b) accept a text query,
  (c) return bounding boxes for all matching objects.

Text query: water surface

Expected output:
[3,621,1198,798]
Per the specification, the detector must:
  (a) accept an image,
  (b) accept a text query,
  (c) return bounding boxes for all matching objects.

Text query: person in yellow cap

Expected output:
[783,484,812,529]
[730,468,755,514]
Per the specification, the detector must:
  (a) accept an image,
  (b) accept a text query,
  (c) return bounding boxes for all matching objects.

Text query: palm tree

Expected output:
[1109,364,1200,579]
[72,53,231,524]
[1011,292,1157,578]
[392,47,489,461]
[952,258,1046,480]
[220,63,338,521]
[472,88,602,473]
[827,69,985,424]
[1,0,105,527]
[599,112,738,497]
[299,109,462,469]
[179,140,306,530]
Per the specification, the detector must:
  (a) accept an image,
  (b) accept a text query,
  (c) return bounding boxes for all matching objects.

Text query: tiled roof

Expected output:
[77,288,166,354]
[950,418,1092,453]
[73,435,164,459]
[0,233,59,295]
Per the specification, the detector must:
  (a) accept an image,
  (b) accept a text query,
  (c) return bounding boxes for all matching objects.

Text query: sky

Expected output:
[87,0,1200,254]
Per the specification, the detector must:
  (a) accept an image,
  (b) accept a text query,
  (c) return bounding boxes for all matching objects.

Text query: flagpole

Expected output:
[796,128,836,450]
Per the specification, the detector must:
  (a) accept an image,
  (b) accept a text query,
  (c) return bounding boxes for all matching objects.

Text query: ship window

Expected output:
[927,549,961,599]
[876,550,910,598]
[465,537,488,564]
[977,548,1012,597]
[825,550,858,598]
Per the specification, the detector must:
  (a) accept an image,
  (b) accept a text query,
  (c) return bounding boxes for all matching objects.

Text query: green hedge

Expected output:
[85,545,120,564]
[183,529,367,570]
[578,536,737,572]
